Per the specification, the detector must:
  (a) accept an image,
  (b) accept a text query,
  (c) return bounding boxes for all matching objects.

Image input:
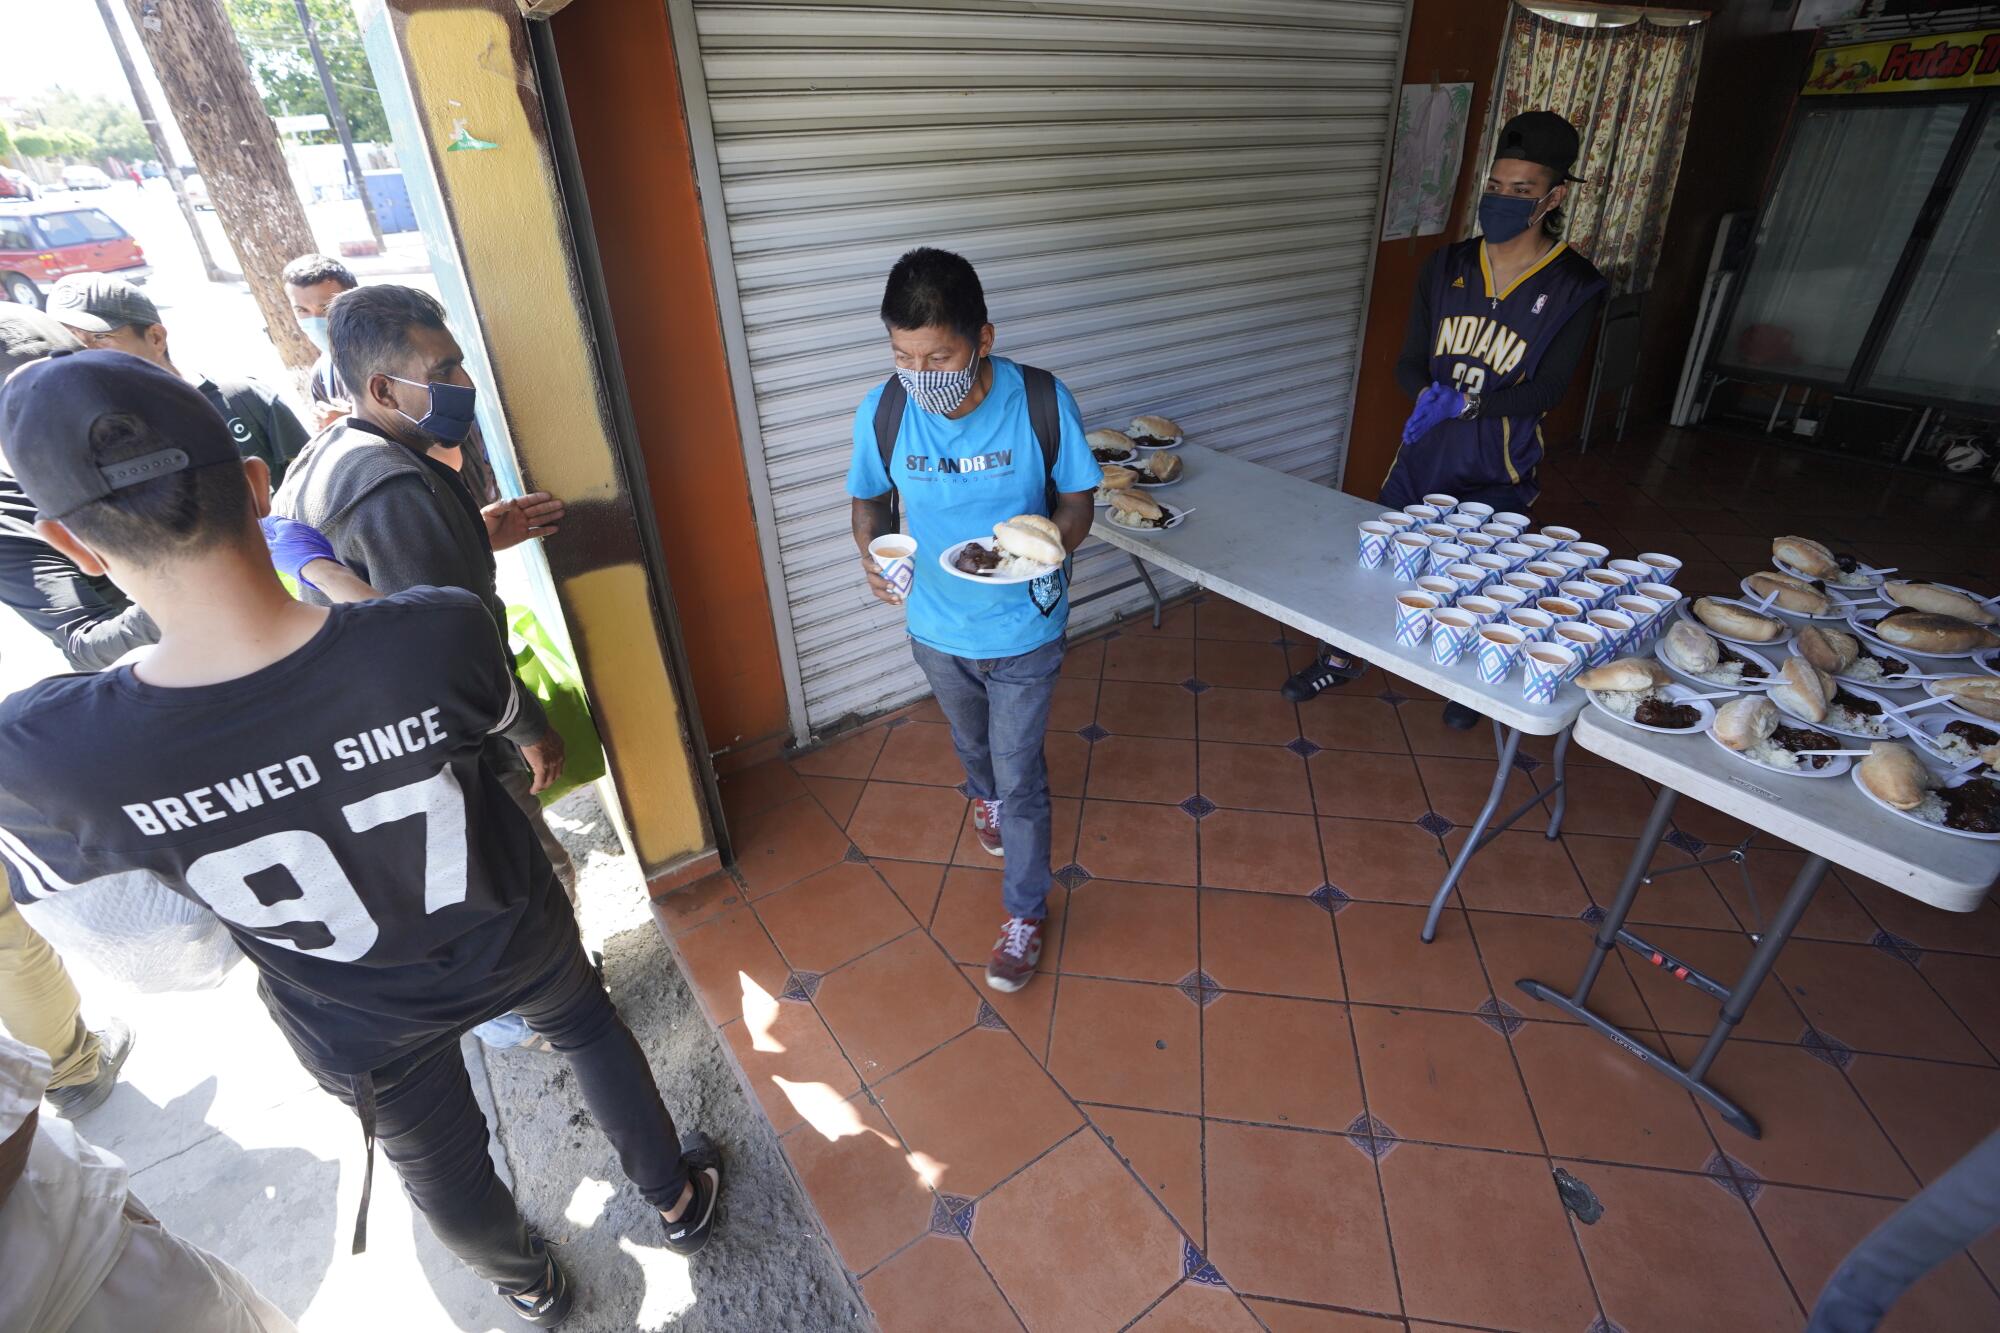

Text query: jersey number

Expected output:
[1450,364,1487,394]
[184,767,469,963]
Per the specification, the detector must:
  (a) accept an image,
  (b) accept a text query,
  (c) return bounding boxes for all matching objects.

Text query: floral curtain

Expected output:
[1461,8,1705,294]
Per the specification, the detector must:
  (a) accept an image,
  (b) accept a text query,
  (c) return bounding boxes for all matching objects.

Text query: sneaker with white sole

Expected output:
[661,1131,724,1256]
[984,916,1044,993]
[972,798,1004,857]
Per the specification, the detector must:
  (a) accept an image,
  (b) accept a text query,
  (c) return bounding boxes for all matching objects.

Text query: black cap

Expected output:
[1494,110,1585,183]
[0,349,240,522]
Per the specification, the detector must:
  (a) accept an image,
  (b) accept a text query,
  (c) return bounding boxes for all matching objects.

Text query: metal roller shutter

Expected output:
[671,0,1410,738]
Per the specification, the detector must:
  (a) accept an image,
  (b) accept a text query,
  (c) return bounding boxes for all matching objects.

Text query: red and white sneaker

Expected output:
[972,799,1005,857]
[985,916,1043,993]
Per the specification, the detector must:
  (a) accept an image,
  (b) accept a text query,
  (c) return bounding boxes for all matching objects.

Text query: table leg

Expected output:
[1544,725,1572,840]
[1420,726,1522,943]
[1686,853,1828,1087]
[1563,784,1677,1006]
[1128,553,1164,629]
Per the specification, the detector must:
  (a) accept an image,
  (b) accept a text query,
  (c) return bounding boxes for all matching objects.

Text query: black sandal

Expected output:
[660,1132,725,1257]
[1282,649,1369,702]
[502,1246,574,1327]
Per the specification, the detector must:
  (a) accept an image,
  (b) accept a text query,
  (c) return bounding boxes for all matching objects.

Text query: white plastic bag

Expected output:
[21,876,243,992]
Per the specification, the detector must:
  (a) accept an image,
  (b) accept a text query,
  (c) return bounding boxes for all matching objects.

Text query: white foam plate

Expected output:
[938,539,1060,586]
[1104,502,1187,537]
[1769,679,1904,742]
[1905,711,2000,773]
[1123,426,1184,450]
[1881,580,1998,620]
[1654,637,1777,692]
[1773,553,1885,591]
[1820,642,1928,689]
[1132,472,1186,490]
[1850,762,2000,841]
[1977,649,2000,681]
[1586,683,1717,735]
[1704,723,1853,779]
[1846,610,1987,662]
[1922,679,2000,727]
[1681,598,1795,648]
[1737,576,1880,620]
[1090,446,1138,467]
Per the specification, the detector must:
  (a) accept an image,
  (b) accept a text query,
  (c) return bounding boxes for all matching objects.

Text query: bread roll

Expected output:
[1694,597,1785,642]
[1099,465,1138,492]
[1873,610,2000,655]
[1577,658,1672,692]
[1142,452,1183,482]
[1110,490,1164,522]
[1774,536,1839,578]
[1771,655,1830,723]
[992,516,1064,566]
[1714,695,1778,751]
[1128,414,1182,441]
[1934,676,2000,723]
[1661,620,1719,674]
[1882,581,1997,626]
[1796,625,1860,673]
[1746,572,1830,616]
[1859,742,1932,811]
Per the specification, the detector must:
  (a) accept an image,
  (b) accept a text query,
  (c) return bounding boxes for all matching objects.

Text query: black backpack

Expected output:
[872,363,1063,533]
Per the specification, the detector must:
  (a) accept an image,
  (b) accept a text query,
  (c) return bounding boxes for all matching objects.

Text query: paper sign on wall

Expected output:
[1381,82,1473,242]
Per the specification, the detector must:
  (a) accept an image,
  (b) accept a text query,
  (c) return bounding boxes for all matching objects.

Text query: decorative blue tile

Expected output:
[956,781,977,799]
[1286,736,1324,759]
[1078,723,1111,743]
[843,844,870,864]
[1345,1113,1398,1159]
[1181,677,1212,696]
[1182,1239,1225,1286]
[1055,863,1093,890]
[1180,795,1217,820]
[1513,751,1542,773]
[1581,904,1608,925]
[929,1193,976,1238]
[1664,829,1707,856]
[885,716,912,730]
[1703,1151,1763,1204]
[976,1001,1008,1032]
[1378,689,1409,706]
[1870,930,1922,966]
[1475,996,1526,1036]
[1177,970,1222,1006]
[780,971,822,1004]
[1587,1318,1629,1333]
[1416,811,1454,837]
[1311,883,1352,914]
[1800,1026,1854,1071]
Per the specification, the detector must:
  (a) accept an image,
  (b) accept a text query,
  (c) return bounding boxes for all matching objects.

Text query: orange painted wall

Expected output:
[546,3,789,759]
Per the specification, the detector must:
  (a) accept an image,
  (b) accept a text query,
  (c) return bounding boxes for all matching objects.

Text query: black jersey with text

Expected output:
[0,588,572,1076]
[1384,237,1606,509]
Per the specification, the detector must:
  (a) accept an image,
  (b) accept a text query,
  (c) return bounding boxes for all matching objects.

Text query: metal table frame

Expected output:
[1420,718,1572,942]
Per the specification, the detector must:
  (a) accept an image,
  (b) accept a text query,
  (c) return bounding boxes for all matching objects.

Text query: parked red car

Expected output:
[0,201,150,309]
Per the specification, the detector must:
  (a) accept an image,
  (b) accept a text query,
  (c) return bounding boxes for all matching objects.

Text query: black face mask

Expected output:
[1478,191,1552,244]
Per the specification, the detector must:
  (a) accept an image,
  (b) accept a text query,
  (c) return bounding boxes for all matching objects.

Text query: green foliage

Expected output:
[223,0,388,146]
[21,90,150,162]
[14,127,101,162]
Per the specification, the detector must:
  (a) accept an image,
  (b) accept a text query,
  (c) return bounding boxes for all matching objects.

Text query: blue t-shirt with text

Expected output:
[847,357,1099,660]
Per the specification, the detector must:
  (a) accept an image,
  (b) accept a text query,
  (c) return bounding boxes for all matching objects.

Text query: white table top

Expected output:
[1088,444,1587,735]
[1573,708,1997,912]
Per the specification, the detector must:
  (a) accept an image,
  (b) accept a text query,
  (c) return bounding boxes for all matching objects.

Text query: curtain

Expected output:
[1462,8,1705,294]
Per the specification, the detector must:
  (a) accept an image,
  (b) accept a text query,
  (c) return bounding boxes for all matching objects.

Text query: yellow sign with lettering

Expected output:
[1803,29,2000,95]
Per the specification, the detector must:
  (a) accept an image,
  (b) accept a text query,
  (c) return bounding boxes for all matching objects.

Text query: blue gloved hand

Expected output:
[259,515,341,591]
[1401,382,1466,444]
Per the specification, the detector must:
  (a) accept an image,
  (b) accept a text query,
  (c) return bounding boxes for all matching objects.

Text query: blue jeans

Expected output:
[1806,1127,2000,1331]
[910,637,1064,921]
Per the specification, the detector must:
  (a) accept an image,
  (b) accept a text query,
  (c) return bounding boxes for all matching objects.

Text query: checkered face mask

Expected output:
[896,348,981,415]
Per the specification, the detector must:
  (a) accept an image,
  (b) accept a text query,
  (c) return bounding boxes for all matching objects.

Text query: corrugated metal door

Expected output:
[673,0,1410,737]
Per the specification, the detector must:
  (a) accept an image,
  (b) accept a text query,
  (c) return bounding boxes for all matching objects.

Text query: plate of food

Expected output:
[1105,491,1185,534]
[1094,464,1139,507]
[1771,536,1886,591]
[1685,596,1794,648]
[1579,658,1717,734]
[1878,579,1996,627]
[1087,428,1138,467]
[1793,625,1918,687]
[1854,742,2000,840]
[1904,712,2000,772]
[1122,414,1184,449]
[1737,572,1878,621]
[1656,620,1776,691]
[1921,675,2000,727]
[1131,451,1184,489]
[939,516,1066,585]
[1767,656,1901,741]
[1707,694,1851,778]
[1978,649,2000,681]
[1846,606,2000,662]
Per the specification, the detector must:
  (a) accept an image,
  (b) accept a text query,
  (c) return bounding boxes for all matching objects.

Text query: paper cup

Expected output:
[1484,585,1530,615]
[1428,542,1471,576]
[1537,595,1584,623]
[868,534,918,601]
[1571,541,1611,568]
[1493,511,1532,531]
[1431,608,1478,666]
[1404,504,1443,525]
[1608,558,1651,584]
[1614,594,1662,643]
[1496,542,1536,571]
[1507,607,1555,642]
[1394,591,1439,647]
[1637,582,1684,616]
[1501,572,1547,601]
[1585,568,1632,596]
[1540,525,1582,549]
[1639,552,1684,585]
[1469,553,1510,588]
[1445,563,1486,597]
[1423,493,1460,515]
[1358,520,1394,569]
[1476,625,1526,685]
[1548,550,1590,577]
[1553,622,1605,675]
[1458,531,1498,554]
[1458,595,1503,625]
[1391,533,1433,581]
[1560,579,1609,609]
[1416,575,1460,605]
[1458,501,1496,523]
[1444,513,1483,533]
[1480,524,1523,543]
[1518,532,1559,557]
[1378,510,1418,531]
[1586,609,1636,657]
[1421,524,1459,542]
[1523,643,1576,703]
[1524,561,1567,592]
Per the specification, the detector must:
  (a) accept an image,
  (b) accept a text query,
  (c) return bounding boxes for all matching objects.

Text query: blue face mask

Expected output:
[388,374,477,443]
[298,314,330,354]
[1478,191,1551,244]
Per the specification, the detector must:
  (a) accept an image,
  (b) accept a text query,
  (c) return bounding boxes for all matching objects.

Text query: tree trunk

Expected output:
[120,0,319,371]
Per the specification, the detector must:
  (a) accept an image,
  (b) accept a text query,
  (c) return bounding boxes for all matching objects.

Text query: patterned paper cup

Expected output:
[1469,553,1511,588]
[1421,524,1460,543]
[1458,595,1503,625]
[1639,552,1684,585]
[1445,563,1487,598]
[1404,504,1444,525]
[1506,607,1556,642]
[1560,579,1609,609]
[1523,643,1577,703]
[1394,591,1439,647]
[1391,533,1433,581]
[1458,531,1498,554]
[1358,520,1394,569]
[1444,513,1483,533]
[1496,542,1536,571]
[1614,594,1662,643]
[1493,511,1532,531]
[1524,560,1568,592]
[1636,582,1684,616]
[1501,572,1547,602]
[1416,575,1460,605]
[1608,558,1651,584]
[1431,608,1479,666]
[1423,493,1460,515]
[1540,525,1582,550]
[1458,501,1496,523]
[1518,532,1560,558]
[1428,542,1471,576]
[1484,585,1530,616]
[1548,550,1591,578]
[1585,568,1632,598]
[1378,510,1418,532]
[1480,524,1523,543]
[1571,541,1611,569]
[1586,609,1636,658]
[1552,622,1605,675]
[868,534,918,601]
[1476,624,1527,685]
[1536,595,1584,623]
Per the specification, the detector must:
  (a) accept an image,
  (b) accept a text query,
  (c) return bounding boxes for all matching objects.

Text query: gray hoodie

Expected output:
[273,417,547,749]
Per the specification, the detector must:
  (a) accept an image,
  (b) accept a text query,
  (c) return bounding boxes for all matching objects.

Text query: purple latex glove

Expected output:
[260,514,341,591]
[1401,382,1466,444]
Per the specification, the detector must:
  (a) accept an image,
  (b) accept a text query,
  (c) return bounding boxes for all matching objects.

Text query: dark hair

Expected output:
[282,253,358,291]
[61,413,251,563]
[880,247,988,345]
[327,284,448,401]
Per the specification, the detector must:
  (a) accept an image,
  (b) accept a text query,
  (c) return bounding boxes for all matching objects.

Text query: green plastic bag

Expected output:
[508,604,607,806]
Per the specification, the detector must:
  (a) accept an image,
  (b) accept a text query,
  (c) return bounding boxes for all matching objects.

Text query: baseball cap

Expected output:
[1494,110,1586,183]
[46,273,161,334]
[0,301,80,376]
[0,349,240,521]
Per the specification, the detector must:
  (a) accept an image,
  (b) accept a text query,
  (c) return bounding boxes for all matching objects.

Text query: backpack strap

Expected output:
[1019,363,1061,517]
[873,373,908,531]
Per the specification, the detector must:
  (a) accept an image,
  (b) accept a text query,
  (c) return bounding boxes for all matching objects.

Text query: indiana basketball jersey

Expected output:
[1382,237,1606,510]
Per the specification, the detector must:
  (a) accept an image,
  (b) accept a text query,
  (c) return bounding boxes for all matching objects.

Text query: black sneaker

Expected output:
[661,1132,724,1256]
[1442,700,1481,731]
[502,1245,574,1327]
[45,1019,135,1120]
[1281,650,1368,703]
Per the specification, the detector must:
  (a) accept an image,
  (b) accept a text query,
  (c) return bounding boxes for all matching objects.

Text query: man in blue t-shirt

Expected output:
[848,248,1098,994]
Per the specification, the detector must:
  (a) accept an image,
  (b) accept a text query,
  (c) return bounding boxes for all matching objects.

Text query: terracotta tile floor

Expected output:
[664,428,2000,1331]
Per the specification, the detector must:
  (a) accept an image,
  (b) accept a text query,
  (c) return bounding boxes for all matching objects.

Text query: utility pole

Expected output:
[292,0,384,253]
[93,0,230,283]
[120,0,319,371]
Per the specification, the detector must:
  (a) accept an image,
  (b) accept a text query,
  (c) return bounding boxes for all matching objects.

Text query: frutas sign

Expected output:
[1803,29,2000,95]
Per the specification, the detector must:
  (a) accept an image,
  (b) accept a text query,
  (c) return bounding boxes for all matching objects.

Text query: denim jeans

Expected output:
[1806,1127,2000,1332]
[910,636,1064,920]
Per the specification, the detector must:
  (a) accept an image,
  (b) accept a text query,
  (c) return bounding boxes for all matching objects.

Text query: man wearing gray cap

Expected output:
[47,273,308,487]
